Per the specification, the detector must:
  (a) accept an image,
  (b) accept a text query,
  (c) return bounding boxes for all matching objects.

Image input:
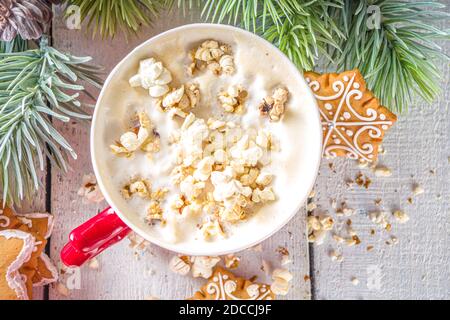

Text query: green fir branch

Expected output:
[330,0,450,112]
[0,36,102,206]
[64,0,165,38]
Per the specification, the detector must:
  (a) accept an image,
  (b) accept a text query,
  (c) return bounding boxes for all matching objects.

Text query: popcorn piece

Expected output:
[56,282,70,297]
[369,211,391,229]
[217,85,248,113]
[270,268,292,296]
[129,58,172,97]
[393,210,409,223]
[111,112,160,157]
[159,83,200,117]
[146,201,164,221]
[255,171,273,186]
[251,187,276,203]
[180,176,205,200]
[224,254,240,269]
[374,166,392,177]
[277,247,292,266]
[191,256,221,278]
[77,173,104,203]
[307,214,334,245]
[351,277,360,286]
[127,232,151,256]
[88,257,100,270]
[259,87,289,121]
[189,40,235,75]
[169,255,191,276]
[329,249,344,262]
[122,178,152,199]
[413,184,424,196]
[199,219,225,240]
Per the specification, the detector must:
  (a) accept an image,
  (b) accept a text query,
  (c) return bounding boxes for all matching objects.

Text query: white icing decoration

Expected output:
[0,215,10,227]
[325,103,333,110]
[311,72,393,162]
[204,272,272,300]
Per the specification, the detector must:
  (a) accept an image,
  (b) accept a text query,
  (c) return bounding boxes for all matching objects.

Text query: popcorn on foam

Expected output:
[129,58,172,97]
[169,113,278,240]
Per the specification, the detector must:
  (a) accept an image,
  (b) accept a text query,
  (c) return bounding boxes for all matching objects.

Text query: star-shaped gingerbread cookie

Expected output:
[304,69,397,162]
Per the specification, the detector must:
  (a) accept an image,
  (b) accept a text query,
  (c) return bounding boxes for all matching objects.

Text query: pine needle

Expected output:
[0,36,102,206]
[329,0,450,113]
[64,0,164,39]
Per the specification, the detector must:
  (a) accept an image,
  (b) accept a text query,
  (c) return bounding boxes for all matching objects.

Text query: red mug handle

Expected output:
[60,207,131,267]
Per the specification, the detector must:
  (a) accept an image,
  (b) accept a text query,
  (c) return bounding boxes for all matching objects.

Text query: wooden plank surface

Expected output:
[309,12,450,300]
[48,6,311,300]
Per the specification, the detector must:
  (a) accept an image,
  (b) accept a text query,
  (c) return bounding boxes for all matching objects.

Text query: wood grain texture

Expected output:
[48,7,311,300]
[309,11,450,300]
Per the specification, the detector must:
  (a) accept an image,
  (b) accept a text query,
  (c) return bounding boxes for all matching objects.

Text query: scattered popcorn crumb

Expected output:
[191,256,221,278]
[393,210,409,223]
[374,166,392,177]
[88,257,100,270]
[127,232,151,258]
[250,244,263,252]
[306,202,317,212]
[277,246,292,266]
[329,249,344,262]
[224,254,240,269]
[270,268,292,296]
[307,214,334,245]
[385,235,399,245]
[77,173,104,203]
[351,277,360,286]
[369,211,391,230]
[55,282,70,297]
[261,259,271,276]
[412,184,424,196]
[355,172,371,188]
[169,255,191,276]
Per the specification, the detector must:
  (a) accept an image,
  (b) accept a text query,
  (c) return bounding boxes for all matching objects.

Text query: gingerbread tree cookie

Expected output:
[304,70,397,162]
[189,267,275,300]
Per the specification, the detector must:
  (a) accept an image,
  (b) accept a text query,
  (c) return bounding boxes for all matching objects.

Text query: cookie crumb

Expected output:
[412,184,424,196]
[351,277,360,286]
[374,166,392,177]
[393,210,409,223]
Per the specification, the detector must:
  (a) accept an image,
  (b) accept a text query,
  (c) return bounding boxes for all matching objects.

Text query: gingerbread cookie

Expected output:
[33,253,58,286]
[304,69,397,162]
[0,230,35,300]
[0,207,57,294]
[190,267,275,300]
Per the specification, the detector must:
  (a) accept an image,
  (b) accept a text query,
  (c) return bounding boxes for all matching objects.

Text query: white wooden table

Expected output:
[22,5,449,300]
